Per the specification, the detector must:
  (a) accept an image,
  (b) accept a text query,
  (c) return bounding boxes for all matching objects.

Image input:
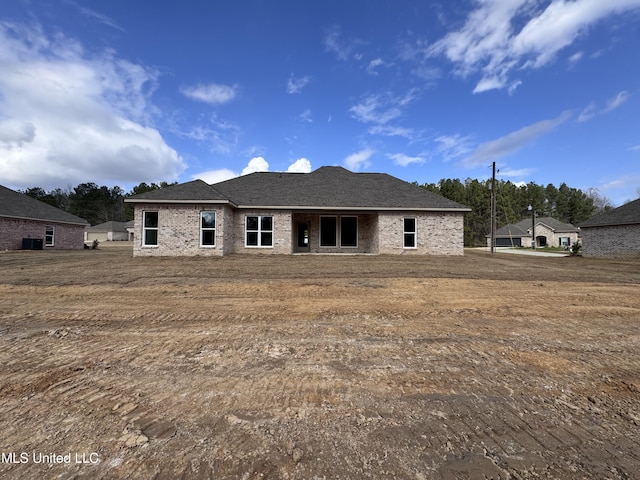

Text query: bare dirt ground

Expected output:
[1,244,639,480]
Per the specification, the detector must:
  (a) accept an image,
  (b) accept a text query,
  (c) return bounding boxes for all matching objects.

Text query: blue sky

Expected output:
[1,0,639,205]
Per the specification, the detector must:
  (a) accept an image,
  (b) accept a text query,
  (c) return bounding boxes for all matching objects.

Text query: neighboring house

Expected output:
[0,185,88,250]
[125,166,470,257]
[124,220,134,241]
[84,221,129,243]
[488,217,579,248]
[579,198,640,257]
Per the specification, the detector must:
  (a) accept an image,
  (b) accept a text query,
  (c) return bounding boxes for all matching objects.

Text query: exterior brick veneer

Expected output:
[580,224,640,258]
[132,206,465,256]
[0,217,85,250]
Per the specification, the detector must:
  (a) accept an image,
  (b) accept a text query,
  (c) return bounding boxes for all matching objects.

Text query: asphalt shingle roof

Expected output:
[495,223,530,237]
[126,167,469,211]
[0,185,88,225]
[126,180,228,202]
[513,216,578,233]
[85,221,127,232]
[213,166,469,210]
[579,198,640,227]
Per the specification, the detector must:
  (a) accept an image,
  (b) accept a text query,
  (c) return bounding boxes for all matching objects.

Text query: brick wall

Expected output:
[132,205,466,256]
[581,224,640,257]
[132,204,229,257]
[229,210,293,254]
[0,217,85,250]
[378,211,465,255]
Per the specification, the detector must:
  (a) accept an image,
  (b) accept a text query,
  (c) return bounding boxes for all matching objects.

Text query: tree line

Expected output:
[21,182,175,226]
[22,178,610,246]
[420,179,612,246]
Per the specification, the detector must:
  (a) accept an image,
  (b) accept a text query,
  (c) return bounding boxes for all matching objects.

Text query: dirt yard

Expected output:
[1,244,639,480]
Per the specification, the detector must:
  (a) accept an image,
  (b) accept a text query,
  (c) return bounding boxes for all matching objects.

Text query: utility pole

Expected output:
[490,162,496,256]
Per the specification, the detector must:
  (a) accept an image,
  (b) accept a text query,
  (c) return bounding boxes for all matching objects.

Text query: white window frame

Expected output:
[200,211,216,247]
[45,225,54,247]
[340,216,358,248]
[143,211,159,247]
[403,217,417,249]
[319,216,338,248]
[245,215,273,248]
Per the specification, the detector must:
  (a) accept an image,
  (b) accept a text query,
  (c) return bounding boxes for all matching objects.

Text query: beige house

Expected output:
[84,221,129,243]
[125,167,470,256]
[488,217,579,248]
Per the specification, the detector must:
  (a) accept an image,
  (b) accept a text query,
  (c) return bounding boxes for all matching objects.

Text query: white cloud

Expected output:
[350,89,418,124]
[429,0,640,92]
[297,109,313,123]
[603,90,630,113]
[579,90,631,122]
[241,156,269,175]
[322,25,363,61]
[286,158,312,173]
[369,125,415,139]
[462,111,571,167]
[367,58,392,75]
[435,134,475,161]
[387,153,425,167]
[0,21,184,189]
[498,167,535,179]
[181,83,238,105]
[578,102,597,122]
[568,51,584,65]
[286,74,311,94]
[193,168,238,184]
[344,148,374,171]
[0,119,36,145]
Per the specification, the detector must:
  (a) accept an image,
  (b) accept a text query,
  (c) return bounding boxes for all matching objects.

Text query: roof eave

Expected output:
[0,213,88,226]
[234,205,471,212]
[124,199,233,205]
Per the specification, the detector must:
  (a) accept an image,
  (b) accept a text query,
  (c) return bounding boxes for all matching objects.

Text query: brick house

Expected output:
[579,198,640,257]
[488,217,579,248]
[0,185,88,250]
[125,166,470,256]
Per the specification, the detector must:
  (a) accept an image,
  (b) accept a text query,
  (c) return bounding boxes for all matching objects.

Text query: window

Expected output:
[143,211,158,246]
[245,215,273,247]
[320,216,337,247]
[45,225,54,247]
[559,237,570,247]
[200,211,216,247]
[403,217,416,248]
[340,216,358,247]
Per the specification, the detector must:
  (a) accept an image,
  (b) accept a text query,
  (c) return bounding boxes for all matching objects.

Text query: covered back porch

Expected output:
[291,211,378,254]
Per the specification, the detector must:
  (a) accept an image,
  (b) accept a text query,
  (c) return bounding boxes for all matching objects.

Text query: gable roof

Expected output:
[513,216,578,233]
[125,179,229,203]
[494,223,530,237]
[579,198,640,228]
[85,221,127,232]
[128,167,469,211]
[0,185,88,225]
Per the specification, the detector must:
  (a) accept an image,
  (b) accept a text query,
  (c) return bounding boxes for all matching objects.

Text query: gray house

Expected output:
[489,217,579,248]
[579,198,640,257]
[125,166,470,256]
[0,185,88,250]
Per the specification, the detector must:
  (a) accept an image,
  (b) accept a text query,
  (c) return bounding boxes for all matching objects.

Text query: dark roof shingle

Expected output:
[126,180,228,202]
[211,166,469,210]
[0,185,88,225]
[579,198,640,227]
